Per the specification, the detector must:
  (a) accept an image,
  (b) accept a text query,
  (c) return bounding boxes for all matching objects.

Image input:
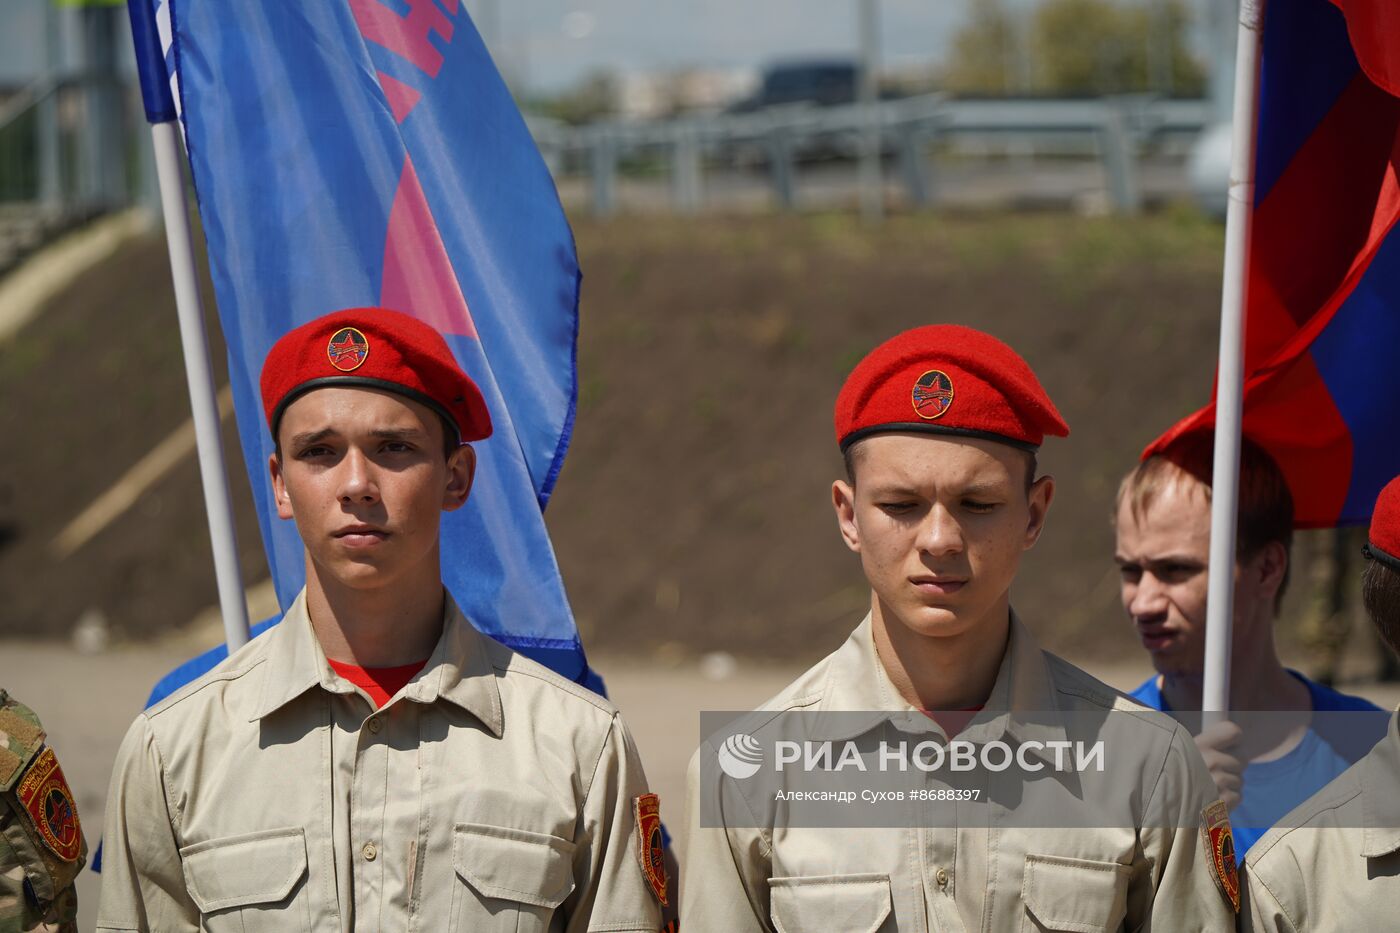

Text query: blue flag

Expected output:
[135,0,591,685]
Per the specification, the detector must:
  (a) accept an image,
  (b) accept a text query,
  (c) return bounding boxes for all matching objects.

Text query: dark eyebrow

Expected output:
[867,484,922,498]
[1115,553,1205,568]
[1151,555,1206,567]
[370,427,429,441]
[958,482,1008,498]
[288,428,336,448]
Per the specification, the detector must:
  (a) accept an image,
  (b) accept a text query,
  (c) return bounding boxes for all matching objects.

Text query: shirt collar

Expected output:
[248,590,326,721]
[1360,711,1400,858]
[402,596,503,737]
[812,609,1068,753]
[249,589,503,737]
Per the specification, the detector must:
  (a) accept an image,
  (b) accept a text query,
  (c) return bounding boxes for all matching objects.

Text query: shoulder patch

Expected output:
[634,793,668,906]
[1201,799,1239,913]
[16,747,83,863]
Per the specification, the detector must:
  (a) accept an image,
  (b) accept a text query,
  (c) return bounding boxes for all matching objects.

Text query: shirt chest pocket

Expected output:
[1021,854,1131,932]
[768,874,893,933]
[452,823,576,933]
[180,827,311,933]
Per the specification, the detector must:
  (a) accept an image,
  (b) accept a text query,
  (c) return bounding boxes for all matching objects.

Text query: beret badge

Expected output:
[327,326,369,372]
[912,369,954,420]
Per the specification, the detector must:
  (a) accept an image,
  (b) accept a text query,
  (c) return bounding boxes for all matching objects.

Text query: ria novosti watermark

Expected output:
[697,709,1392,829]
[718,731,1104,779]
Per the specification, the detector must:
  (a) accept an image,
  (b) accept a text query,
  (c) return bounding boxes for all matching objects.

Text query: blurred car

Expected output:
[723,59,902,168]
[727,59,862,114]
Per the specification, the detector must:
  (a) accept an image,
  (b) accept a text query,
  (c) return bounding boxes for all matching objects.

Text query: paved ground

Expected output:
[5,638,1398,931]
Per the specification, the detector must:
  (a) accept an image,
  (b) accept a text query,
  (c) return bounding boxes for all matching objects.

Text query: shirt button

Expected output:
[362,842,378,861]
[367,716,383,734]
[935,868,950,887]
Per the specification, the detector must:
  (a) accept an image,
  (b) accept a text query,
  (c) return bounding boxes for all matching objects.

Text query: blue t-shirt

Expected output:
[1129,671,1387,863]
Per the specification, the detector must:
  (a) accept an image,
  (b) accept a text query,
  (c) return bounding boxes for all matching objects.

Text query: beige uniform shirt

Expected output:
[681,613,1236,932]
[97,590,662,933]
[1242,711,1400,933]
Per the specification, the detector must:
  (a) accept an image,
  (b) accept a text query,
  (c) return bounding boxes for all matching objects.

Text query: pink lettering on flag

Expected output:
[349,0,456,79]
[377,71,422,123]
[381,156,477,338]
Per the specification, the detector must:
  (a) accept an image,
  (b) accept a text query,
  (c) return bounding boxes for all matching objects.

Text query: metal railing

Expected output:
[0,71,143,272]
[0,81,1214,266]
[530,94,1213,217]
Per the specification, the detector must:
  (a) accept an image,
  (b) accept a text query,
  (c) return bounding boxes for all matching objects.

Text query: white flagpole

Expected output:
[128,0,250,651]
[1203,0,1266,715]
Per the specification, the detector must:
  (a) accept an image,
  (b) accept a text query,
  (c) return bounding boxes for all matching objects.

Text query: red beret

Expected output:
[260,307,491,444]
[1366,474,1400,572]
[835,324,1068,452]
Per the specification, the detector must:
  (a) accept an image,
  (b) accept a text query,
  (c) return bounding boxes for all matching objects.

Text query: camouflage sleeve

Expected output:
[95,715,198,933]
[1,690,83,933]
[0,814,42,932]
[1,811,80,931]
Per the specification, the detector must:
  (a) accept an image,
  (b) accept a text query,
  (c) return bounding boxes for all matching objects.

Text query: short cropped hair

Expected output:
[843,438,1038,492]
[1363,558,1400,656]
[1116,432,1294,612]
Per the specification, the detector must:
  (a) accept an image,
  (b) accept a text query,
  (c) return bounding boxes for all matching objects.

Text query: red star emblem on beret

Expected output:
[327,327,369,372]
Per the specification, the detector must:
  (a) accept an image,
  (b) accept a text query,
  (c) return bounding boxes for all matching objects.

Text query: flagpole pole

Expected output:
[126,0,250,651]
[1203,0,1265,716]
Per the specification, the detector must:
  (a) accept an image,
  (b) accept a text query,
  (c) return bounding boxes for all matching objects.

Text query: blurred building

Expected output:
[617,67,759,120]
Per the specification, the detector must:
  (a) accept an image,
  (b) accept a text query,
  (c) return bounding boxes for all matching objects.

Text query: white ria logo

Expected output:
[717,733,764,779]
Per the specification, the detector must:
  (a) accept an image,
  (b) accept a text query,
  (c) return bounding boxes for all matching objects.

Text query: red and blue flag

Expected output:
[1147,0,1400,527]
[134,0,592,684]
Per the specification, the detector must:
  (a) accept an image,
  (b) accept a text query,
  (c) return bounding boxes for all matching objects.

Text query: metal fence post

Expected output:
[857,0,883,223]
[78,6,125,210]
[1100,101,1142,214]
[767,121,796,211]
[36,88,61,210]
[670,122,702,215]
[898,125,931,209]
[37,2,62,210]
[591,127,616,218]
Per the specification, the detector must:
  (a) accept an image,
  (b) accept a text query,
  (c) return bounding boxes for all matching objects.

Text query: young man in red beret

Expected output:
[1243,473,1400,931]
[97,309,666,931]
[681,325,1238,930]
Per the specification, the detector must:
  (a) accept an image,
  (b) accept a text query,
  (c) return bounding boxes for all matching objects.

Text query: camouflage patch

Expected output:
[633,793,668,906]
[0,860,47,931]
[1201,799,1239,913]
[0,698,44,793]
[46,880,79,928]
[16,750,82,863]
[0,859,77,932]
[0,747,20,794]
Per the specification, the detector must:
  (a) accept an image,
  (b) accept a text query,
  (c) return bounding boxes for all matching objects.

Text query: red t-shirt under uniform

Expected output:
[327,658,427,709]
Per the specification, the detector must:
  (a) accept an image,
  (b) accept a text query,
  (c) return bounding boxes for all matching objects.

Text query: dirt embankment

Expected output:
[9,210,1341,670]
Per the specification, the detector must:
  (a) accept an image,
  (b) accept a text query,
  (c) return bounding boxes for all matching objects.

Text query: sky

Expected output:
[470,0,971,91]
[0,0,1214,93]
